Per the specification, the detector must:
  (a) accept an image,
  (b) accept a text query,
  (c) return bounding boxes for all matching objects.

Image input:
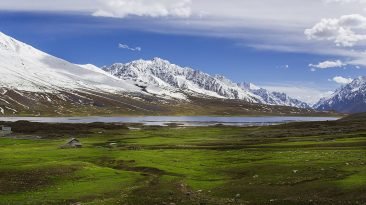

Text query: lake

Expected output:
[0,116,339,127]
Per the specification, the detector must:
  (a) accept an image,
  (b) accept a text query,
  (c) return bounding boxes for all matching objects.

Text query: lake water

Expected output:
[0,116,339,127]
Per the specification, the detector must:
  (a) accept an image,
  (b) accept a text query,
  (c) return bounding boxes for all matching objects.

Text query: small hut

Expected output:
[60,138,82,149]
[0,125,12,137]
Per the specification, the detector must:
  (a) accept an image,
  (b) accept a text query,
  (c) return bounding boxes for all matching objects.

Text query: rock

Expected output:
[293,170,298,173]
[235,194,240,198]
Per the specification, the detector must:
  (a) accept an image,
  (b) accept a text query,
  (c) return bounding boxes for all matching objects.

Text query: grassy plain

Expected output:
[0,114,365,205]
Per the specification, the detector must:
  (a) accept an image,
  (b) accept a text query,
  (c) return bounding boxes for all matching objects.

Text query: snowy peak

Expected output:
[0,32,32,53]
[0,31,143,94]
[314,76,366,113]
[103,58,310,108]
[238,82,261,91]
[238,83,310,109]
[103,58,261,103]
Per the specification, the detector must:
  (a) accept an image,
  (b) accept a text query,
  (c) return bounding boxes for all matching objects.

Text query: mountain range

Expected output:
[0,31,358,116]
[102,58,310,108]
[314,77,366,113]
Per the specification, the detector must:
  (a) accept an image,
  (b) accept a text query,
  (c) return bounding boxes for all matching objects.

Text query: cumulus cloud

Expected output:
[309,60,345,71]
[305,14,366,47]
[118,43,142,51]
[331,76,353,84]
[93,0,192,18]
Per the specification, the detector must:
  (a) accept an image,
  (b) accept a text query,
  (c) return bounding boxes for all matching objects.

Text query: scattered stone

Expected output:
[60,138,82,149]
[293,170,298,174]
[235,194,241,198]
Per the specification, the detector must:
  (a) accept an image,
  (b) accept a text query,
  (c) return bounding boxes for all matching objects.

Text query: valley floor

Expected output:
[0,115,365,205]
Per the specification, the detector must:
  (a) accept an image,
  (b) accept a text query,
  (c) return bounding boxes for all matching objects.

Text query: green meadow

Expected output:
[0,115,365,205]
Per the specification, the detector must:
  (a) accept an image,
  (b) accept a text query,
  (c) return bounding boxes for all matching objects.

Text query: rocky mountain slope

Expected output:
[103,58,260,103]
[238,83,310,109]
[0,31,318,116]
[314,76,366,113]
[103,58,310,108]
[0,32,187,115]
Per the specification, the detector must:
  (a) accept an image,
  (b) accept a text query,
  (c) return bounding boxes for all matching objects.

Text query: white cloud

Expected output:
[309,60,345,71]
[93,0,192,18]
[331,76,353,84]
[2,0,366,64]
[118,43,142,51]
[305,14,366,47]
[0,0,98,11]
[323,0,366,4]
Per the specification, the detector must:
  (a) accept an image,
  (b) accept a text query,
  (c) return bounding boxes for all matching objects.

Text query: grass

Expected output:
[0,115,365,204]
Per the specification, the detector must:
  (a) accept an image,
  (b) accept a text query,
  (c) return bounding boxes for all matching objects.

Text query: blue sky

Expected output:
[1,0,366,104]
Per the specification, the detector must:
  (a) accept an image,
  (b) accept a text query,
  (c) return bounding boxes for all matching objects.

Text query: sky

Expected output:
[1,0,366,104]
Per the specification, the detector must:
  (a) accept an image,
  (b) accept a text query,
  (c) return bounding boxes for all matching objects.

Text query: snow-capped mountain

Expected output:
[0,31,314,116]
[0,32,141,94]
[0,32,189,115]
[103,58,261,103]
[314,76,366,113]
[238,83,310,109]
[103,58,309,108]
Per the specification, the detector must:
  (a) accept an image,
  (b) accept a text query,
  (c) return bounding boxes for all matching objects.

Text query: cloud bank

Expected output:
[93,0,192,18]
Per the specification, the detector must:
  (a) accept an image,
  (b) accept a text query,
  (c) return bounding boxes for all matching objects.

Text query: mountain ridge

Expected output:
[314,76,366,113]
[102,58,310,108]
[0,31,321,116]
